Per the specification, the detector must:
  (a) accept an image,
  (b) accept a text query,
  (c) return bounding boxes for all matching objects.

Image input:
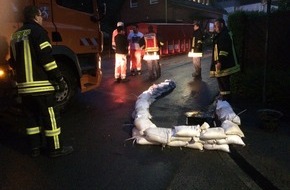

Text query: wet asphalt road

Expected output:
[0,52,260,190]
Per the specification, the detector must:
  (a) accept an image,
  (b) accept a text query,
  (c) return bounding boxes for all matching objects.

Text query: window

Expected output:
[150,0,159,4]
[56,0,94,13]
[130,0,138,8]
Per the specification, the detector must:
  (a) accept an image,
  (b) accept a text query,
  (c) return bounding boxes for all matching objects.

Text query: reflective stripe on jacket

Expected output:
[191,29,203,53]
[210,28,240,78]
[10,21,62,95]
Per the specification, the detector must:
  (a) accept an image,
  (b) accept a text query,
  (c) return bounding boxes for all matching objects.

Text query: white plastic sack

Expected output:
[221,120,245,137]
[132,108,152,120]
[223,135,245,146]
[200,122,210,130]
[135,136,161,145]
[203,139,221,144]
[130,128,160,145]
[167,141,189,147]
[203,144,230,152]
[186,142,203,150]
[216,100,241,125]
[170,136,192,142]
[132,127,143,137]
[134,117,157,135]
[144,127,172,144]
[200,127,227,140]
[173,125,201,137]
[135,98,151,110]
[138,91,156,103]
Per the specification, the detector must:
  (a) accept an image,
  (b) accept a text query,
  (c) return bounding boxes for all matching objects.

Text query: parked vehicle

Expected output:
[0,0,106,110]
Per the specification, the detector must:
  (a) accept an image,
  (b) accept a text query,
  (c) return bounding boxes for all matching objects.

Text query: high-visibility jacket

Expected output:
[10,21,62,95]
[210,27,240,78]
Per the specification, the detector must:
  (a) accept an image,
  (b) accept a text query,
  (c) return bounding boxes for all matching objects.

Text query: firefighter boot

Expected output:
[49,146,74,158]
[31,148,41,157]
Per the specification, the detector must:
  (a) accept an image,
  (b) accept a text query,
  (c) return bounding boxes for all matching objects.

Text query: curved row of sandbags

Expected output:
[127,80,245,152]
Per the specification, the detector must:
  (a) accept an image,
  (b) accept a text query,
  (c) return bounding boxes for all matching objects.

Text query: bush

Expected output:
[231,67,290,104]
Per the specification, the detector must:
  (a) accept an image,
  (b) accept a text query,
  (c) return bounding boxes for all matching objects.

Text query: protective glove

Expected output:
[55,77,66,92]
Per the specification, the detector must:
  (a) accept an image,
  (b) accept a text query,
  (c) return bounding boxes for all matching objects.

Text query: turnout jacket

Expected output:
[191,29,203,53]
[10,21,62,95]
[210,27,240,77]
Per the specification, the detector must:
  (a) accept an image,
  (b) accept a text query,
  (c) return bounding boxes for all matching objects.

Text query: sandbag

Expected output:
[167,141,188,147]
[135,98,151,110]
[186,142,203,150]
[144,127,172,144]
[137,91,156,103]
[134,117,157,135]
[221,120,245,137]
[135,136,161,145]
[203,143,230,152]
[170,136,192,142]
[132,127,143,137]
[223,135,245,146]
[216,100,241,125]
[134,108,152,119]
[200,127,227,140]
[203,139,221,144]
[173,125,201,137]
[200,122,210,130]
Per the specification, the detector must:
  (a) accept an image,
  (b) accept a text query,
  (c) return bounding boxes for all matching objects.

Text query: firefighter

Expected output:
[210,18,240,102]
[191,21,203,81]
[9,5,73,157]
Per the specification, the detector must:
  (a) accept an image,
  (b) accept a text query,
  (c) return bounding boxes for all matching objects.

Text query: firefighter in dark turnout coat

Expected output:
[191,21,203,80]
[9,6,73,157]
[210,18,240,102]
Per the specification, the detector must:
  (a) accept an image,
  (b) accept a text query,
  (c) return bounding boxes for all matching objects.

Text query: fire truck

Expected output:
[0,0,105,110]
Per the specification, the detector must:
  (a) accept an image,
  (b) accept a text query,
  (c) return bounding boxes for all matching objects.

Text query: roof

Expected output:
[169,0,228,15]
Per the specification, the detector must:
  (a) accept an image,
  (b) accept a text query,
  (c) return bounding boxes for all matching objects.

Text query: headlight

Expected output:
[0,68,6,78]
[0,64,13,80]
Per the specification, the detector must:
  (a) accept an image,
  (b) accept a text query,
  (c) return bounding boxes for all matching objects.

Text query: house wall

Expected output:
[121,0,223,24]
[121,0,168,23]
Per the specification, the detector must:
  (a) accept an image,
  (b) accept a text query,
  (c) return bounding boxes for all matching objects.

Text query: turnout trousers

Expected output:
[217,75,231,102]
[192,57,201,78]
[21,93,62,151]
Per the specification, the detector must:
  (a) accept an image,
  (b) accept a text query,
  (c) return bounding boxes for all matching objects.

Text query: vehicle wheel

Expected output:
[55,62,78,111]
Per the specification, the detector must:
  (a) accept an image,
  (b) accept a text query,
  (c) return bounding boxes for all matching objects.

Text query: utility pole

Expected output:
[262,0,271,105]
[165,0,168,23]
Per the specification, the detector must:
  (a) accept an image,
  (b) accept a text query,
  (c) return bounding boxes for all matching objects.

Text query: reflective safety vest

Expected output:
[142,33,160,61]
[144,33,159,53]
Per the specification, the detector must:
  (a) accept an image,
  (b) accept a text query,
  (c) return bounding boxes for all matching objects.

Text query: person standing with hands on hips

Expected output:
[127,24,144,76]
[190,21,203,81]
[9,5,73,158]
[210,18,240,102]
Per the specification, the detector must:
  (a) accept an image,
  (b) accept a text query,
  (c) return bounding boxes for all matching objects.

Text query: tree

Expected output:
[278,0,290,10]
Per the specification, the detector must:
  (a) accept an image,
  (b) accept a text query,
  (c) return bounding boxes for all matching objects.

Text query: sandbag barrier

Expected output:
[126,80,245,152]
